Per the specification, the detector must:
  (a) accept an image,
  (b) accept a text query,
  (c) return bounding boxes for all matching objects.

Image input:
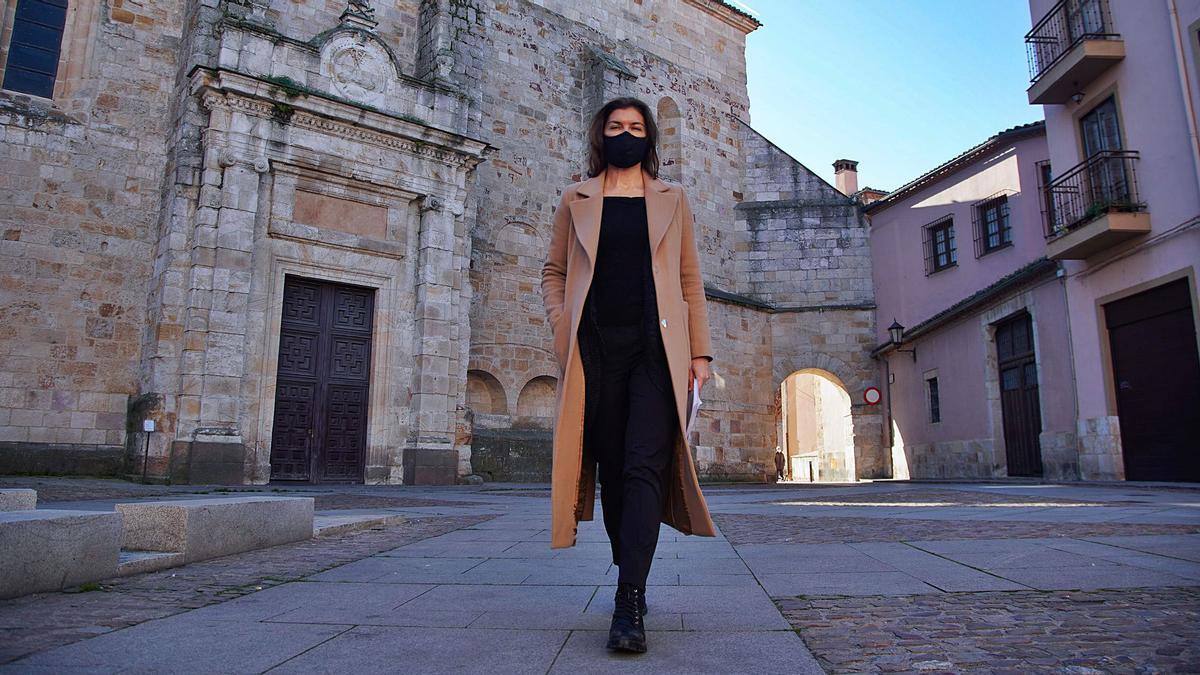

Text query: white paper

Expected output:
[685,377,702,437]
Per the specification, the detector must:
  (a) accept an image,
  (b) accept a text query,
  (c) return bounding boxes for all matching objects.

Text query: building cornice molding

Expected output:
[192,68,492,170]
[682,0,762,33]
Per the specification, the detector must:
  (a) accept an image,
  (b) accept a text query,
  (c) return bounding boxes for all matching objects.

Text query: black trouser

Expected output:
[581,322,678,587]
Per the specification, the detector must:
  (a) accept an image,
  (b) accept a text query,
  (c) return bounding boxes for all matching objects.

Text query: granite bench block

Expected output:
[0,509,121,599]
[115,496,314,563]
[0,488,37,511]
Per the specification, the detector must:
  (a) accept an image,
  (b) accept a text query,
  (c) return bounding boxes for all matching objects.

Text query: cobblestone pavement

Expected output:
[777,588,1200,673]
[0,514,493,664]
[310,493,483,509]
[0,476,215,502]
[713,513,1200,545]
[769,487,1138,507]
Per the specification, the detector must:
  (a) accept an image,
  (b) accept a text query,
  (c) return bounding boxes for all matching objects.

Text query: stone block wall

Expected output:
[0,0,187,473]
[737,120,873,307]
[693,299,775,481]
[465,0,760,477]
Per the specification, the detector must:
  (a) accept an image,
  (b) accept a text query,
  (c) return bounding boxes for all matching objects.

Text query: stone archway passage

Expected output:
[270,276,375,483]
[780,369,856,483]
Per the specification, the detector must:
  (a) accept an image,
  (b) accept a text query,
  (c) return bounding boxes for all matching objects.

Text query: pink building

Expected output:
[1024,0,1200,481]
[867,124,1083,479]
[869,0,1200,483]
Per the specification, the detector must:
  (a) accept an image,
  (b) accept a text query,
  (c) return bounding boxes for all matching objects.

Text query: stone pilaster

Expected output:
[403,194,462,484]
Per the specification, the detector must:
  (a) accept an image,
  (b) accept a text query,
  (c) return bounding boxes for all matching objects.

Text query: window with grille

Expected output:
[973,193,1012,257]
[927,377,941,423]
[922,217,956,275]
[2,0,68,98]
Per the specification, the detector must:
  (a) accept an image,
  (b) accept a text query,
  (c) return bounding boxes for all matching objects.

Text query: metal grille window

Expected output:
[972,193,1012,257]
[2,0,68,98]
[922,217,957,275]
[927,377,941,424]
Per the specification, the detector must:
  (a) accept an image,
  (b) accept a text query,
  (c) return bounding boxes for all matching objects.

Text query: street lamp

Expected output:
[888,319,917,362]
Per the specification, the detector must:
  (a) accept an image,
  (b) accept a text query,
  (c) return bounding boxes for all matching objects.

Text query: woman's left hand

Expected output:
[689,357,711,392]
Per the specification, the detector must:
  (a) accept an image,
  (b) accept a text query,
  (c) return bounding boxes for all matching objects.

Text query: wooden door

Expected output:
[997,312,1043,477]
[1106,279,1200,481]
[270,276,374,483]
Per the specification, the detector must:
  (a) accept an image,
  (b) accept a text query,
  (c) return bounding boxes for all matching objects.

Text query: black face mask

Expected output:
[603,130,649,168]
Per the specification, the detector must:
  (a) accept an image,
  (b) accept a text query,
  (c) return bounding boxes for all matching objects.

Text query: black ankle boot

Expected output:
[606,582,647,653]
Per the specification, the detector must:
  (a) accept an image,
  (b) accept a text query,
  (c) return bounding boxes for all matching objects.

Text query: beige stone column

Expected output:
[403,194,461,484]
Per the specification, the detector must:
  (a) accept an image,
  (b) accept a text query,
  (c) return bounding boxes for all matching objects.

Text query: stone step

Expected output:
[118,550,186,576]
[314,512,406,537]
[0,489,37,511]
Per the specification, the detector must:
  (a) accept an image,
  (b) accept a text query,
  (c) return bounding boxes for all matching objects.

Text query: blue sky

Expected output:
[741,0,1040,191]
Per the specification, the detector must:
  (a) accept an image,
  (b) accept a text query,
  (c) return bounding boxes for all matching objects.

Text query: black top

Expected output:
[591,196,648,326]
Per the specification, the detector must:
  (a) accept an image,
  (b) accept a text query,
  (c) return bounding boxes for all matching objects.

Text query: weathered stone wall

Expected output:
[693,299,775,481]
[464,0,759,478]
[737,121,873,307]
[0,0,186,473]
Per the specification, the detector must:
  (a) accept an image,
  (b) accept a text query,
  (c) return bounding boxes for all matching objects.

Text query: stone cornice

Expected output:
[191,68,492,169]
[682,0,762,34]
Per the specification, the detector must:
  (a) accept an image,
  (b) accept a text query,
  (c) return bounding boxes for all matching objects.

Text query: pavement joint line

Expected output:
[581,583,601,613]
[544,629,572,674]
[897,540,1039,591]
[1077,535,1200,563]
[261,624,357,674]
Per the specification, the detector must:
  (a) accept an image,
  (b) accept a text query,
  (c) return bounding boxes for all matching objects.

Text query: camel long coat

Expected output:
[541,167,717,549]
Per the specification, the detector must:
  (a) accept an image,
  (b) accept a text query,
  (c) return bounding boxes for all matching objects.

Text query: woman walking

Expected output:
[541,96,717,653]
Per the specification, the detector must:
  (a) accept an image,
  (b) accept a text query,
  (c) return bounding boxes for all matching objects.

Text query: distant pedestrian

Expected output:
[774,446,785,481]
[542,97,717,655]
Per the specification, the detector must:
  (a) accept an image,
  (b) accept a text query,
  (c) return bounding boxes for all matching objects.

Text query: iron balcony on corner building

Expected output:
[1041,150,1150,260]
[1025,0,1125,105]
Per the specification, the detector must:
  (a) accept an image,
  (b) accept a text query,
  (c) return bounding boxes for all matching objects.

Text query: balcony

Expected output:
[1042,150,1149,260]
[1025,0,1124,105]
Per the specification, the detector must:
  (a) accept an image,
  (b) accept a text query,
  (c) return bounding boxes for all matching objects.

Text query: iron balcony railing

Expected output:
[1042,150,1144,239]
[1025,0,1119,83]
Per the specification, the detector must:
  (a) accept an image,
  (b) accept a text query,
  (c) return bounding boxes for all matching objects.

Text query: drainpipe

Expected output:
[1168,0,1200,192]
[1056,262,1081,479]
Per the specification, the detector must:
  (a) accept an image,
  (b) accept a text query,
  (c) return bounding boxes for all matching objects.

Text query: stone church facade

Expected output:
[0,0,885,484]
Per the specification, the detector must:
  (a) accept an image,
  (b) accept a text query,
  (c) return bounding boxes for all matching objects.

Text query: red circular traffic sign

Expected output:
[863,387,881,405]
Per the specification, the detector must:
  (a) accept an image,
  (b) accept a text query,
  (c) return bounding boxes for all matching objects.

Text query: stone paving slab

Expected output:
[399,584,597,612]
[758,570,942,597]
[0,514,491,664]
[269,606,485,628]
[987,564,1198,591]
[712,512,1200,545]
[267,626,570,675]
[305,556,491,584]
[1087,533,1200,561]
[468,607,682,631]
[846,541,1029,592]
[1041,538,1200,580]
[737,542,898,574]
[9,614,349,673]
[548,630,823,675]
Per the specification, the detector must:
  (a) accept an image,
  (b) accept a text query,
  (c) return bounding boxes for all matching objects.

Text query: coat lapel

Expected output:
[568,167,679,268]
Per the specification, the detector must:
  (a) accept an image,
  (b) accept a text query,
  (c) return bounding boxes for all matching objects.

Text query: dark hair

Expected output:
[586,97,660,178]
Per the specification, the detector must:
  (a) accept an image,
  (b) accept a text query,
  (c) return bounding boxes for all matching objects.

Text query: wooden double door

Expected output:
[270,277,375,483]
[997,312,1043,477]
[1106,279,1200,481]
